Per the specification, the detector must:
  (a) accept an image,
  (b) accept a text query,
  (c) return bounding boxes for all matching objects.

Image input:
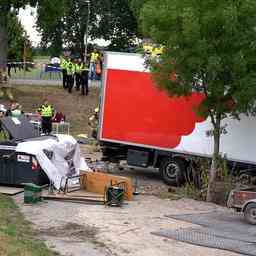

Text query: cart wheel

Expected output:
[244,203,256,225]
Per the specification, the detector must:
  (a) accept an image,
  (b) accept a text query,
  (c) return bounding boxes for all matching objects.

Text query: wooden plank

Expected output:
[0,186,24,195]
[81,171,134,201]
[66,190,104,198]
[42,191,105,203]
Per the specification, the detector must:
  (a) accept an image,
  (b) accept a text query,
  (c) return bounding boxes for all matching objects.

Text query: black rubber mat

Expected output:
[152,227,256,256]
[166,211,256,240]
[152,211,256,255]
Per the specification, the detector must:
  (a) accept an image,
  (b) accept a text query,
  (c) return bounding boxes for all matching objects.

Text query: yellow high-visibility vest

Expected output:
[143,44,153,54]
[39,105,54,117]
[152,46,164,56]
[90,52,99,62]
[67,62,76,75]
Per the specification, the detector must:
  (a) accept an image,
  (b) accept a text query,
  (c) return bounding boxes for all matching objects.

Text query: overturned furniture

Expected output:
[0,115,86,187]
[42,171,134,205]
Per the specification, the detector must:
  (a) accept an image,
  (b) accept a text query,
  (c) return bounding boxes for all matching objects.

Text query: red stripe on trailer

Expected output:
[101,69,205,149]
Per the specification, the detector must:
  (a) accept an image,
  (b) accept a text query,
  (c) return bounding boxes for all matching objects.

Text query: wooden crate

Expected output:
[81,171,134,201]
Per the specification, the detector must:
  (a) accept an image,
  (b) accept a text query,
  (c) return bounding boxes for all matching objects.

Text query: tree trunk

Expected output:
[206,113,221,202]
[0,11,8,85]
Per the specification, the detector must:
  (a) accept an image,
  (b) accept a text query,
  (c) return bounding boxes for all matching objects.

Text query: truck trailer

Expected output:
[98,52,256,185]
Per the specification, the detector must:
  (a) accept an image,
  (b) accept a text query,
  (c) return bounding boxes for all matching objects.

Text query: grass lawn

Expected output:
[0,85,100,136]
[0,195,58,256]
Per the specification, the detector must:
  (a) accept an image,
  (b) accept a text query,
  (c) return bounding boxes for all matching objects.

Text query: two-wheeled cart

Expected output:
[227,187,256,225]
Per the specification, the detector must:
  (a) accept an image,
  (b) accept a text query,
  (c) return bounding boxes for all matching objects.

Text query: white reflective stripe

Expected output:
[0,145,17,150]
[105,52,149,72]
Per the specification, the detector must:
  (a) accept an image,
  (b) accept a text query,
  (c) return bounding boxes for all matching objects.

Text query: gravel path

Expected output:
[15,194,239,256]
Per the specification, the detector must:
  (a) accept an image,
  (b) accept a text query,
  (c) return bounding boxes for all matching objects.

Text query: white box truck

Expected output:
[98,52,256,185]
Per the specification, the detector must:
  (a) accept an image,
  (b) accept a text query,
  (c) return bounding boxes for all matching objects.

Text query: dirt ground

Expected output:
[14,144,240,256]
[15,189,239,256]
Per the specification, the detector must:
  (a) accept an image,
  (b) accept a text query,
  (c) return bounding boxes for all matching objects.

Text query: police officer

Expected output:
[66,60,76,93]
[37,98,55,134]
[75,58,83,91]
[80,61,90,96]
[60,56,68,89]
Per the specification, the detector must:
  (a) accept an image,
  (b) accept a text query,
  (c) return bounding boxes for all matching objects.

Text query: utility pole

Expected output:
[23,40,26,76]
[84,0,90,63]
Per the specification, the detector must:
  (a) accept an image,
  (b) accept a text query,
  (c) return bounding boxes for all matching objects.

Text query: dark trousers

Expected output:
[75,73,81,91]
[62,69,67,88]
[41,117,52,134]
[81,70,89,96]
[67,75,74,93]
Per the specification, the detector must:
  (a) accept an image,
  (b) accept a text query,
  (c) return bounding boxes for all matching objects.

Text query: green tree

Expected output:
[129,0,147,19]
[36,0,66,56]
[37,0,138,56]
[8,12,33,62]
[140,0,256,201]
[0,1,36,84]
[98,0,138,51]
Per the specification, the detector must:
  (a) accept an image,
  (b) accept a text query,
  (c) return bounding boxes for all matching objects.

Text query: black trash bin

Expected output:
[0,116,49,186]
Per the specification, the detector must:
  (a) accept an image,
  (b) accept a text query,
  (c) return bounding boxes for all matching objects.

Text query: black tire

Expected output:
[159,158,186,186]
[238,173,252,186]
[244,203,256,225]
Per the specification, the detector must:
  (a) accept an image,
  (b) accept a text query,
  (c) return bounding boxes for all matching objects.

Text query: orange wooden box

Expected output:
[80,171,134,201]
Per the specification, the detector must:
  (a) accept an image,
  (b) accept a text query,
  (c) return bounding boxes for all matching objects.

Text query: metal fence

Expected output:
[8,61,62,81]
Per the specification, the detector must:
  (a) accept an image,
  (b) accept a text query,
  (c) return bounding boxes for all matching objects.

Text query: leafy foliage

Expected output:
[37,0,138,55]
[7,12,33,61]
[139,0,256,201]
[0,1,37,84]
[141,0,256,118]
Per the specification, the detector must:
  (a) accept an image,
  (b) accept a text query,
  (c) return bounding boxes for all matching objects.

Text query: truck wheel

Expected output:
[159,158,186,186]
[244,203,256,225]
[238,173,252,185]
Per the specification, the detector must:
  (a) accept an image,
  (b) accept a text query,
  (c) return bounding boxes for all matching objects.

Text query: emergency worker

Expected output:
[80,62,90,96]
[60,56,68,89]
[152,46,164,57]
[75,58,83,91]
[88,107,99,138]
[143,43,153,55]
[37,98,55,134]
[6,101,23,117]
[66,60,76,93]
[89,49,99,80]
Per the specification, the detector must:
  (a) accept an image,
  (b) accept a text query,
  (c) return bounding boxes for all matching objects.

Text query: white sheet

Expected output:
[15,134,90,189]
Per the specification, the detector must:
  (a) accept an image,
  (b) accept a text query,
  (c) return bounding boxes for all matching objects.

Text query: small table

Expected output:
[52,122,70,135]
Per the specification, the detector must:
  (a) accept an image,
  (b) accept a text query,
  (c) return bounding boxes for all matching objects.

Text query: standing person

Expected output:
[88,107,99,138]
[89,48,99,80]
[75,58,82,91]
[60,56,68,89]
[6,101,23,117]
[37,98,55,135]
[80,61,90,96]
[66,60,76,93]
[95,52,103,80]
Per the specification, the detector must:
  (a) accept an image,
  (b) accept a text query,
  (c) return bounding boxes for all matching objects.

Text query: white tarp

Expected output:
[15,134,90,189]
